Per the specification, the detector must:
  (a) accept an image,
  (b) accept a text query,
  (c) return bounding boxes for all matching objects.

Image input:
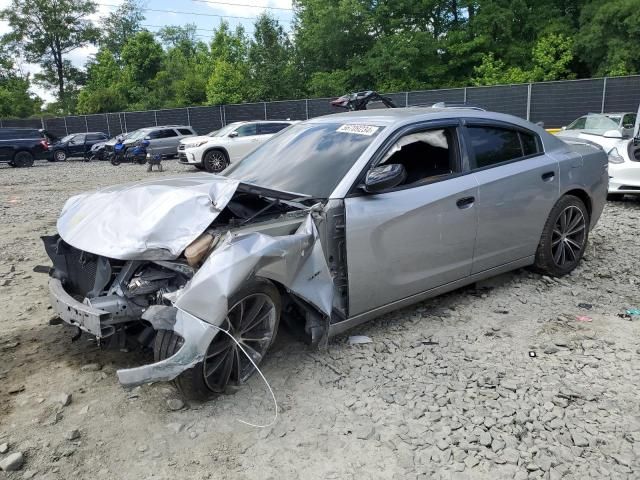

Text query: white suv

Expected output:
[178,120,295,172]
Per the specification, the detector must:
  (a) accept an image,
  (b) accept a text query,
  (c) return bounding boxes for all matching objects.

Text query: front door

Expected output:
[464,122,559,273]
[228,123,260,162]
[67,134,86,157]
[344,124,478,317]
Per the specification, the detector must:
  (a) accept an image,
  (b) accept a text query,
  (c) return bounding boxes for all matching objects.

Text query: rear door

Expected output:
[464,121,559,273]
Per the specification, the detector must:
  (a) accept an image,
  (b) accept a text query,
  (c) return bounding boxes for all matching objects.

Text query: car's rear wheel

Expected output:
[155,278,281,400]
[13,151,34,168]
[203,149,228,173]
[54,150,67,162]
[533,195,589,277]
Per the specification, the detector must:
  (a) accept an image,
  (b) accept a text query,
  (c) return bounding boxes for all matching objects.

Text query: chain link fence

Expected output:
[2,75,639,138]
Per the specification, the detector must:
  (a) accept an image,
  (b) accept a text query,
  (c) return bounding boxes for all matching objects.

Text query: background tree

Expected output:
[0,45,42,117]
[100,0,145,59]
[0,0,99,113]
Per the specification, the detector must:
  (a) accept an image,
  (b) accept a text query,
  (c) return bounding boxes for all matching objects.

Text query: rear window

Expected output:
[177,128,194,136]
[468,126,540,169]
[86,133,106,141]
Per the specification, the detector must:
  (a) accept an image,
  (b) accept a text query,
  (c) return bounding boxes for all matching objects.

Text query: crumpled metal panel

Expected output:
[57,174,239,260]
[117,308,218,387]
[175,215,334,326]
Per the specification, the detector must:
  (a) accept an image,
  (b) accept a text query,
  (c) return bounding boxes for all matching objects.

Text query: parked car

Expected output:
[0,127,51,167]
[561,112,637,138]
[49,132,109,162]
[178,121,296,173]
[103,125,197,158]
[557,108,640,199]
[42,108,607,399]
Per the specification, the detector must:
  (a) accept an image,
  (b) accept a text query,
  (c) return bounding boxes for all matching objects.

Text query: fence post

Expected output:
[463,87,467,103]
[63,117,69,135]
[263,102,267,120]
[40,117,45,130]
[601,77,607,113]
[84,116,89,132]
[120,113,125,133]
[154,110,158,126]
[220,106,225,126]
[186,107,191,126]
[105,114,111,137]
[305,99,309,120]
[526,84,532,121]
[405,91,409,107]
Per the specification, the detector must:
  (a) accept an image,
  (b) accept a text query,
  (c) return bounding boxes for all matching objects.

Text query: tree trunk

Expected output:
[54,38,64,103]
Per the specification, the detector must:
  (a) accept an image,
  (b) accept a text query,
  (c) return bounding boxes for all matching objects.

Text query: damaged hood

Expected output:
[57,174,240,260]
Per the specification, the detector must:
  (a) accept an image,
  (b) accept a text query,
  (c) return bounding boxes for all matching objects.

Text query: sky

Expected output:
[0,0,295,103]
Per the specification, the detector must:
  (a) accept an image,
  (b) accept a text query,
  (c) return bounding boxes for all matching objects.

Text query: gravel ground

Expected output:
[1,159,639,480]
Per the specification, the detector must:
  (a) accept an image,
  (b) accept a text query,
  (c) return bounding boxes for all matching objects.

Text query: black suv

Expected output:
[0,128,51,167]
[49,132,109,162]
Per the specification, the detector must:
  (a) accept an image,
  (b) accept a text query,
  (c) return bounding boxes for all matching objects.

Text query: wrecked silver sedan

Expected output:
[43,108,608,399]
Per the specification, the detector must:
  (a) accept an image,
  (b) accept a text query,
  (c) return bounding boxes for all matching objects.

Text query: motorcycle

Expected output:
[110,138,149,166]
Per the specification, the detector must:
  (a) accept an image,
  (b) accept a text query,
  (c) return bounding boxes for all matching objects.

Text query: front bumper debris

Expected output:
[116,307,218,387]
[48,277,109,337]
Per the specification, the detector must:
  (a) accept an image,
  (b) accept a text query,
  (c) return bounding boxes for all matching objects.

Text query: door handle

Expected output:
[456,196,475,209]
[541,171,555,182]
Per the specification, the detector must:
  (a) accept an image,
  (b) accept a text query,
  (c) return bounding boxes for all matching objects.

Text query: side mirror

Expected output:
[561,126,567,130]
[363,164,407,193]
[228,131,238,138]
[144,135,151,140]
[603,130,623,139]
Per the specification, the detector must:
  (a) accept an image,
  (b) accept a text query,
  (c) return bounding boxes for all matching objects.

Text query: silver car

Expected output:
[43,108,607,399]
[104,125,197,157]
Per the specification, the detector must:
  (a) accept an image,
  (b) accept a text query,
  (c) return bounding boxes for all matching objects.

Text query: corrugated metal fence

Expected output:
[2,75,639,137]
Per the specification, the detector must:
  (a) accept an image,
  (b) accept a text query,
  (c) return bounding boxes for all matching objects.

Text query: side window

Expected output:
[258,123,290,135]
[520,131,540,156]
[86,133,102,141]
[163,129,179,138]
[567,117,586,130]
[234,124,257,137]
[147,130,163,139]
[623,114,636,129]
[378,127,458,187]
[70,134,85,144]
[467,126,524,169]
[177,128,193,136]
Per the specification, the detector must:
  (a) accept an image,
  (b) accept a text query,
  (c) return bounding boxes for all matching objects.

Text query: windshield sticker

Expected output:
[337,124,379,136]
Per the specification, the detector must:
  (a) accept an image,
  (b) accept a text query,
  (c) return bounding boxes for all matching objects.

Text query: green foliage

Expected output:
[99,0,144,59]
[2,0,639,117]
[0,0,99,112]
[0,44,42,117]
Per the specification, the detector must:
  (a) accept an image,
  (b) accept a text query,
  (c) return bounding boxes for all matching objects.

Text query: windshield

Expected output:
[224,122,383,198]
[567,114,620,135]
[127,129,149,141]
[210,124,238,137]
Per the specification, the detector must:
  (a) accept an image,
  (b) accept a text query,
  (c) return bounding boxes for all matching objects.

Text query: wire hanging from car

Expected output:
[209,323,279,428]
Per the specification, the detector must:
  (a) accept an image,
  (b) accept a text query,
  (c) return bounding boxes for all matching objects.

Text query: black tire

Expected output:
[13,151,34,168]
[607,193,625,201]
[203,149,229,173]
[533,195,590,277]
[155,278,281,400]
[53,150,67,162]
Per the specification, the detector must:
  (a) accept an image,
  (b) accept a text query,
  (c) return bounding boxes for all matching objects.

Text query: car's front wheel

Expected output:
[534,195,589,277]
[155,278,281,400]
[203,149,228,173]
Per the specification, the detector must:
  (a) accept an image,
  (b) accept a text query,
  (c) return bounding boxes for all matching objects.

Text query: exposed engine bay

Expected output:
[43,176,337,391]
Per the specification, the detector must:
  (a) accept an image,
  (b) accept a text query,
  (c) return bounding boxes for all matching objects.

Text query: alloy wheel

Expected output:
[55,150,66,161]
[206,151,227,173]
[202,293,277,392]
[551,205,586,267]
